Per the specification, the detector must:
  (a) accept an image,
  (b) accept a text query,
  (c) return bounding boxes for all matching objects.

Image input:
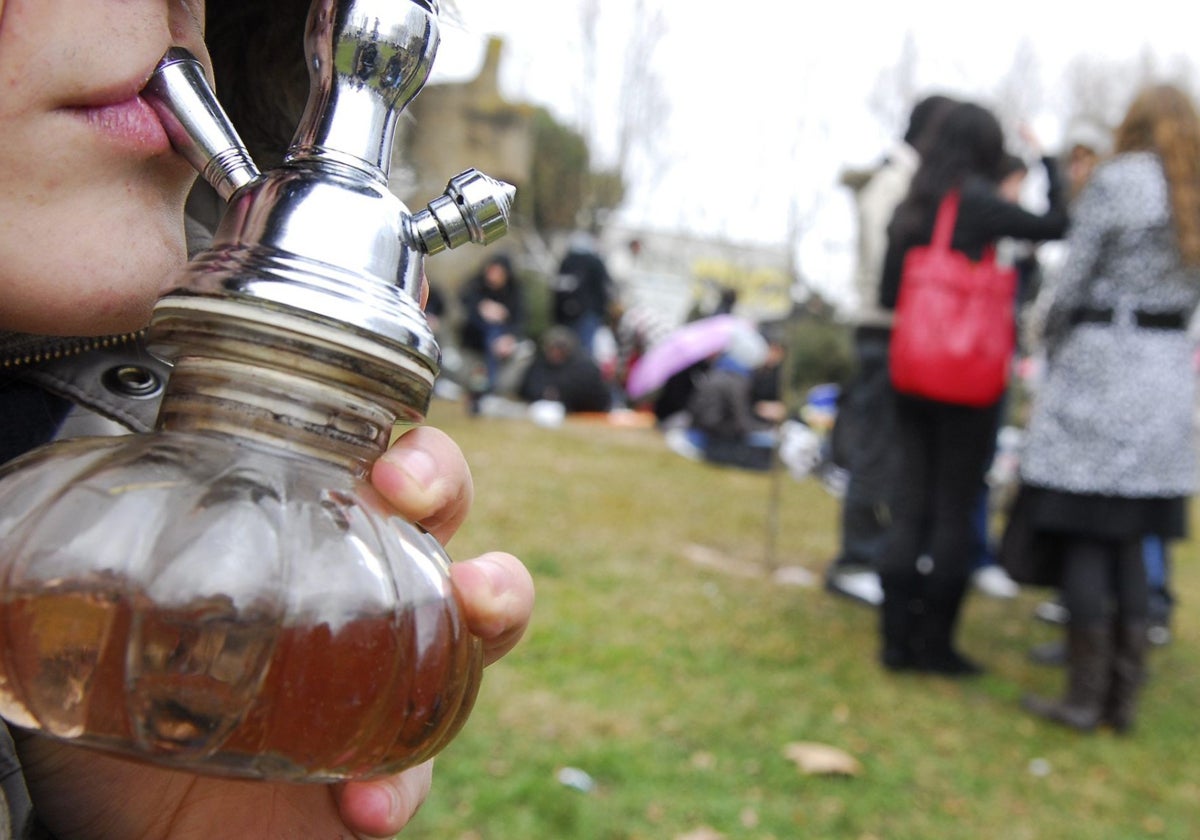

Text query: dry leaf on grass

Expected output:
[681,543,764,579]
[680,544,818,587]
[783,741,863,776]
[674,828,725,840]
[771,565,817,587]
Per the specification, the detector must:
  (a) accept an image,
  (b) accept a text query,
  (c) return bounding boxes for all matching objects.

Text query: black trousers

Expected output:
[1060,536,1148,625]
[881,393,1002,605]
[830,327,897,571]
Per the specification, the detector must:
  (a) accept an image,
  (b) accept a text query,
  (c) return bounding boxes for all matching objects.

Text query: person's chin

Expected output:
[0,296,154,338]
[34,289,158,337]
[51,231,182,335]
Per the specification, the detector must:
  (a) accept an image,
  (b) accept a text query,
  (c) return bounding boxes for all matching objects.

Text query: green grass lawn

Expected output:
[403,401,1200,840]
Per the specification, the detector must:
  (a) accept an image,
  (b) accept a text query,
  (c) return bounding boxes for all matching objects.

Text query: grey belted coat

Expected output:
[1020,152,1200,498]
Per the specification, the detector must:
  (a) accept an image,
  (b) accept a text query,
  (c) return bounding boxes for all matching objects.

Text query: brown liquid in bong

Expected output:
[0,586,480,779]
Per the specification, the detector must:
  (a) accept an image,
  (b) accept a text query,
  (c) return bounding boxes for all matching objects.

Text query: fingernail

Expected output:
[475,555,510,598]
[382,443,439,490]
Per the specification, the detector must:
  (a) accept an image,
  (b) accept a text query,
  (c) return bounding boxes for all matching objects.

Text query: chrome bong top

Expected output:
[0,0,514,782]
[143,0,515,420]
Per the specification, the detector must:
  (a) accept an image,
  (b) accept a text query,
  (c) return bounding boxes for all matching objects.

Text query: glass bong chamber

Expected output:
[0,0,515,781]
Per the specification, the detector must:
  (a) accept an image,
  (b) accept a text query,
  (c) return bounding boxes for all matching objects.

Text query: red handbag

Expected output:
[888,190,1016,407]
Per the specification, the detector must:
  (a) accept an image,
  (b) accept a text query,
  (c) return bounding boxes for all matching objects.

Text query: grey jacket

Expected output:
[845,142,919,328]
[1020,152,1200,497]
[687,363,770,440]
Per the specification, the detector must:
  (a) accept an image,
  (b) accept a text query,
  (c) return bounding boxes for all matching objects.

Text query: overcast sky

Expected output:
[430,1,1198,307]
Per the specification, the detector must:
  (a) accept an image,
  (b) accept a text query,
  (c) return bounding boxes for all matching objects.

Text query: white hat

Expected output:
[1063,120,1112,157]
[725,324,768,369]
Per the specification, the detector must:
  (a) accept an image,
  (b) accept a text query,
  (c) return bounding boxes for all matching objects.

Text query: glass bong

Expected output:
[0,0,515,781]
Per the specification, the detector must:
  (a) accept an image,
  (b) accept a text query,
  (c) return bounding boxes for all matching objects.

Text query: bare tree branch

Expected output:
[867,31,919,141]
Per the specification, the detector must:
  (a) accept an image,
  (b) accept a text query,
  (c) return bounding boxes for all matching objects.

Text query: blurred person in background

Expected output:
[553,232,614,359]
[967,151,1031,603]
[749,326,789,425]
[825,94,957,608]
[1063,120,1113,202]
[1022,118,1178,664]
[613,300,674,403]
[1010,84,1200,732]
[878,101,1069,676]
[668,325,776,471]
[518,326,612,414]
[458,253,528,408]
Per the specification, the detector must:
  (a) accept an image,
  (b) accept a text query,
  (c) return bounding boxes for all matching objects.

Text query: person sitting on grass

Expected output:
[518,326,613,414]
[670,325,776,471]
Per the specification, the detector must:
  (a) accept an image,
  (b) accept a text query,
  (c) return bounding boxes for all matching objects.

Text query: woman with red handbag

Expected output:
[877,102,1069,675]
[1012,85,1200,732]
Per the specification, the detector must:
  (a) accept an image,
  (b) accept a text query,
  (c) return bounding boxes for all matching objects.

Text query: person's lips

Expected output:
[59,62,175,155]
[70,95,172,154]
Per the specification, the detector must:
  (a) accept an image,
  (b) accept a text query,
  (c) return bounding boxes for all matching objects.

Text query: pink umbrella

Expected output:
[625,314,751,399]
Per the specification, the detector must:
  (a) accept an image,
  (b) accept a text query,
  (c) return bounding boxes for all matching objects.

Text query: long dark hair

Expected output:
[206,0,311,167]
[903,94,957,152]
[889,102,1005,246]
[205,1,463,167]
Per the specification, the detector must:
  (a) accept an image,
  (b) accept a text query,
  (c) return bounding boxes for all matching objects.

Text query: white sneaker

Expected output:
[1034,599,1070,625]
[818,465,850,499]
[973,565,1020,599]
[665,427,703,461]
[1148,624,1171,647]
[825,569,884,607]
[778,421,821,480]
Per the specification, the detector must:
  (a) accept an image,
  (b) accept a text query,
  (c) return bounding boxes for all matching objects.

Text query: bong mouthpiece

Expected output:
[142,48,260,201]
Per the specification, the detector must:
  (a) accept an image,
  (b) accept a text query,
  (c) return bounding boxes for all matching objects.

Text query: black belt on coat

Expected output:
[1069,306,1188,330]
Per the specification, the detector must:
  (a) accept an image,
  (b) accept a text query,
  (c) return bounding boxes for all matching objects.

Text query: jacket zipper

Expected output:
[0,331,146,371]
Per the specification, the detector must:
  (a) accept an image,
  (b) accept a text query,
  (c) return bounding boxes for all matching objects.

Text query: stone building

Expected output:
[602,224,797,328]
[395,38,803,335]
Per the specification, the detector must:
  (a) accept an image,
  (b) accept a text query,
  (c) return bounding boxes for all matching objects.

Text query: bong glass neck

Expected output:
[151,307,423,475]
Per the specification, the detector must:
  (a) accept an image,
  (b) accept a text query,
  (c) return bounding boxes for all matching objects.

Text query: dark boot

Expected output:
[1022,622,1111,731]
[880,592,920,671]
[879,572,922,671]
[1028,637,1066,667]
[917,582,983,677]
[1105,619,1147,734]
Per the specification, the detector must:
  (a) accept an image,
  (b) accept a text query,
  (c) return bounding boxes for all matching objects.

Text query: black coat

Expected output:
[553,249,612,324]
[880,158,1068,310]
[518,352,611,413]
[458,273,526,353]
